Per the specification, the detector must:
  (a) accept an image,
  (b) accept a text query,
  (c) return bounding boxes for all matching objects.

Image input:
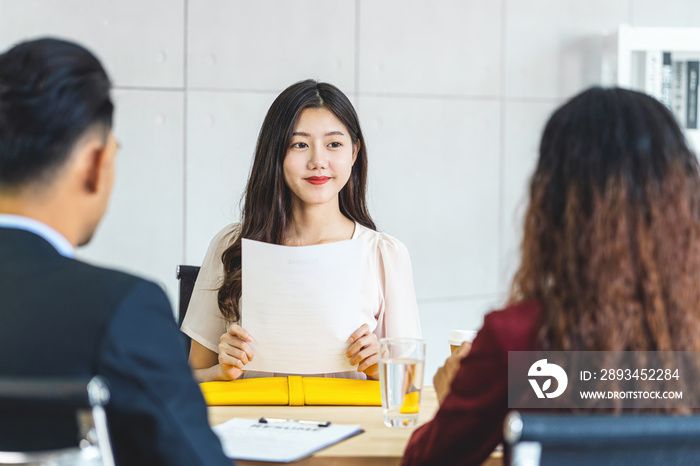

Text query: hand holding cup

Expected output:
[434,341,471,405]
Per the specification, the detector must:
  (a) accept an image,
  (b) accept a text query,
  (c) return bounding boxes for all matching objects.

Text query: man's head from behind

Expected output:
[0,37,116,246]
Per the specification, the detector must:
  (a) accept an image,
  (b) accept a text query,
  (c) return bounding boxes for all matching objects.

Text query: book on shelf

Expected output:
[637,51,700,130]
[644,51,663,101]
[661,52,673,109]
[687,60,699,130]
[672,59,687,126]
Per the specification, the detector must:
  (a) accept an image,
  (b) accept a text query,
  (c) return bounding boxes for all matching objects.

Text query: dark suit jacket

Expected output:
[0,227,231,465]
[402,299,541,466]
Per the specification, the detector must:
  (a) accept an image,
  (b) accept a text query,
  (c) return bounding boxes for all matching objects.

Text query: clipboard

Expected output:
[212,417,364,462]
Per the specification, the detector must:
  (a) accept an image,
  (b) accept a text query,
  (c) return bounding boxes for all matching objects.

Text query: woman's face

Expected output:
[283,107,358,210]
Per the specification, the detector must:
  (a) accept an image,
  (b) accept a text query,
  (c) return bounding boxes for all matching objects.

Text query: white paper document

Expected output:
[213,417,363,462]
[241,238,369,374]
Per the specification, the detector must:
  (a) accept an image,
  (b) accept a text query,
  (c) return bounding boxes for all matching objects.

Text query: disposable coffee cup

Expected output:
[449,330,478,355]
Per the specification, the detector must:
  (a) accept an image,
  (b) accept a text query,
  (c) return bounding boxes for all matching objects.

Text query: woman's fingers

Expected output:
[433,365,450,405]
[220,329,255,362]
[349,341,377,366]
[456,341,471,358]
[433,347,470,403]
[347,323,370,344]
[444,343,468,373]
[219,343,252,367]
[228,323,253,342]
[357,354,379,373]
[217,327,255,374]
[347,330,379,376]
[216,363,244,381]
[347,332,377,359]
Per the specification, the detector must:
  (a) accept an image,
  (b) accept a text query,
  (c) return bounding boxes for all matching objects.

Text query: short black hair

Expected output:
[0,37,113,188]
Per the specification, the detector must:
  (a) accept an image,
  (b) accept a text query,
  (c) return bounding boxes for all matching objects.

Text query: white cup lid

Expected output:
[448,330,478,345]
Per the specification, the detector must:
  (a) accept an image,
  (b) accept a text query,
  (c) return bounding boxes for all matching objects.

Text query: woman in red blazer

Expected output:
[403,87,700,465]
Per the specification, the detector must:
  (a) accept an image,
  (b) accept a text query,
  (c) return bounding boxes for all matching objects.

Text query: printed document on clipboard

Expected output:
[212,417,363,462]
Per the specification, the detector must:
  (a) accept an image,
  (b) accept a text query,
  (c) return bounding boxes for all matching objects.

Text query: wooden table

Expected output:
[208,387,503,465]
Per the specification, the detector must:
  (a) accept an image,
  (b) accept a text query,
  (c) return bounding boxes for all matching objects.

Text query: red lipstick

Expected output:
[305,176,331,185]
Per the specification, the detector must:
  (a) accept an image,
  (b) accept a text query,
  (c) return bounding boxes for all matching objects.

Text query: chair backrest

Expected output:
[505,411,700,466]
[176,265,201,354]
[0,376,115,466]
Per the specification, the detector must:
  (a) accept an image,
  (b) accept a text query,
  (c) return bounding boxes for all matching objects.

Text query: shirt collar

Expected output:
[0,214,75,258]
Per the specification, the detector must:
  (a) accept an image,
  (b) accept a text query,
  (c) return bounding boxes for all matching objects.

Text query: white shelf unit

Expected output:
[602,24,700,152]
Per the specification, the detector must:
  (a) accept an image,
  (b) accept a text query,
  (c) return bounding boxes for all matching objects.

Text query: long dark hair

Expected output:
[510,87,700,353]
[218,80,376,322]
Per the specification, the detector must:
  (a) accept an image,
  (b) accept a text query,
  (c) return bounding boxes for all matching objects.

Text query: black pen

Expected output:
[258,417,331,427]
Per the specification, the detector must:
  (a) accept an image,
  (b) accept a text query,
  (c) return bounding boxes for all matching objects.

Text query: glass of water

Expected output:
[378,338,425,428]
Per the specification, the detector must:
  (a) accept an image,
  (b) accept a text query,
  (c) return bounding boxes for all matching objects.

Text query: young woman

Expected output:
[182,80,422,383]
[402,87,700,465]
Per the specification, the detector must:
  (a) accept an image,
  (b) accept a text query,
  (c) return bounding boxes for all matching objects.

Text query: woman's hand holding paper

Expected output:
[347,323,379,380]
[216,324,254,380]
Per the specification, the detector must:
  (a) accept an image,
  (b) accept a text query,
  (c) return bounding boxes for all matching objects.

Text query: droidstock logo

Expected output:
[528,359,568,399]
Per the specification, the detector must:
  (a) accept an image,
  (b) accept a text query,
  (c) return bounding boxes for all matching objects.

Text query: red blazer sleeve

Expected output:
[402,300,540,466]
[402,319,508,466]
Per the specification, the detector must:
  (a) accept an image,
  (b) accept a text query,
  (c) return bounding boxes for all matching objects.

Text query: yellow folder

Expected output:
[200,376,381,406]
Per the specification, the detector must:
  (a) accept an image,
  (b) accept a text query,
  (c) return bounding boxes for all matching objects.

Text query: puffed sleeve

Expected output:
[376,234,422,339]
[180,224,239,353]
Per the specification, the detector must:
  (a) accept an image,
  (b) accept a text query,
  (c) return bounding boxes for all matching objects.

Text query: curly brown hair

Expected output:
[509,87,700,353]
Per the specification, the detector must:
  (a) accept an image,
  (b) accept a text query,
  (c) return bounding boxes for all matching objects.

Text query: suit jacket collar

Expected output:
[0,227,68,260]
[0,215,74,257]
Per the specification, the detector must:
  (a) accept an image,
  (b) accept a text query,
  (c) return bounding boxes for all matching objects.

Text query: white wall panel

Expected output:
[419,294,504,381]
[187,0,355,91]
[631,0,700,27]
[360,96,501,301]
[0,0,185,88]
[505,0,628,99]
[78,90,184,309]
[8,0,700,372]
[359,0,501,96]
[500,100,559,289]
[185,91,277,266]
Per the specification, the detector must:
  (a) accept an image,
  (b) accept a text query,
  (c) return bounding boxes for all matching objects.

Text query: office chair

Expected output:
[505,411,700,466]
[176,265,201,353]
[0,376,114,466]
